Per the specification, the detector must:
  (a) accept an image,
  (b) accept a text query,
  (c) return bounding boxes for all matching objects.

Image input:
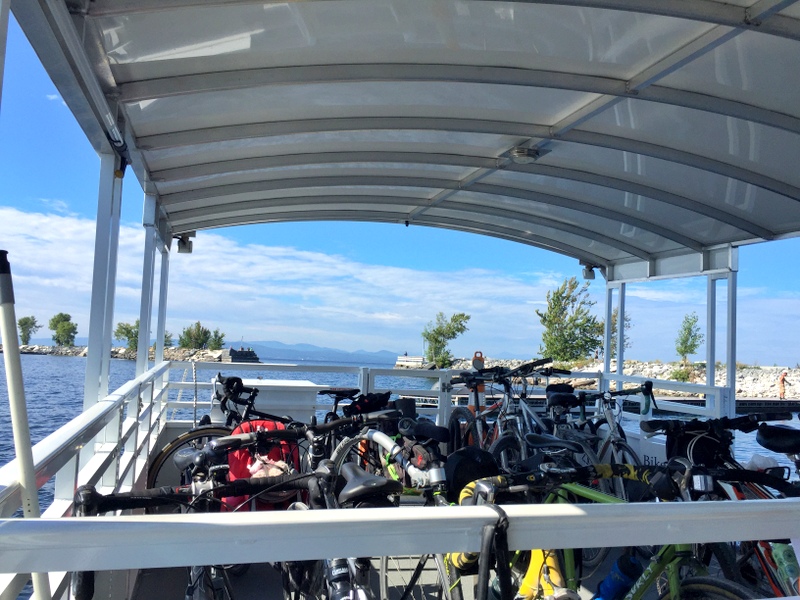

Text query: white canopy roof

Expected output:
[12,0,800,281]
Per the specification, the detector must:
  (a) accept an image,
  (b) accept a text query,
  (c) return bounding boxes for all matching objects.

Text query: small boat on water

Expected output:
[3,1,800,598]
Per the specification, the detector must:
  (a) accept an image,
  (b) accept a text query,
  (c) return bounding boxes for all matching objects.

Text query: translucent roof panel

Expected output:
[12,0,800,281]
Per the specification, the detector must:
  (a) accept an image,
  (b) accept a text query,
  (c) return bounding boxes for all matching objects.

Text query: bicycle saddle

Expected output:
[757,423,800,454]
[337,462,403,504]
[546,392,582,410]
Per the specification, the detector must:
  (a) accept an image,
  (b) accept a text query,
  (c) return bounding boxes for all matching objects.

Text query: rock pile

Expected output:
[8,345,229,363]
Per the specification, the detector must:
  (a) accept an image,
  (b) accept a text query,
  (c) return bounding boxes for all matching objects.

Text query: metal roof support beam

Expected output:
[161,175,704,252]
[136,195,158,377]
[706,274,717,397]
[85,0,800,42]
[139,119,800,204]
[154,244,170,370]
[608,245,736,283]
[616,282,626,387]
[84,153,121,409]
[154,152,773,240]
[0,0,9,113]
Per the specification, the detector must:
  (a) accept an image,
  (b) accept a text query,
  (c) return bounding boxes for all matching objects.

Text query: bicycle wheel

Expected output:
[657,576,758,600]
[447,407,478,454]
[280,560,325,600]
[331,434,391,478]
[380,553,457,600]
[488,434,524,472]
[147,426,231,490]
[608,440,645,501]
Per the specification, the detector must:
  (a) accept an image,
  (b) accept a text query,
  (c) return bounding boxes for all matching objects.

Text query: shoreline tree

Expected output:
[536,277,602,361]
[675,311,704,367]
[608,307,633,360]
[179,321,225,350]
[114,319,174,352]
[421,312,470,368]
[48,313,78,346]
[17,316,41,345]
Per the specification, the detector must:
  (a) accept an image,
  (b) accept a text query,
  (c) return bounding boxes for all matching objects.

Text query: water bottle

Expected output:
[591,554,643,600]
[772,543,800,593]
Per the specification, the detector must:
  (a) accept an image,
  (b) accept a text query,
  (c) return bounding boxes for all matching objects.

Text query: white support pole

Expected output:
[98,170,123,397]
[154,244,170,366]
[0,252,51,600]
[136,196,157,376]
[0,0,10,113]
[603,284,614,391]
[706,275,717,388]
[84,153,118,409]
[616,282,626,388]
[726,269,738,408]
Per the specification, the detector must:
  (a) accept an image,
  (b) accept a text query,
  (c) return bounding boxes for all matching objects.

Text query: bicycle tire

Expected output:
[146,425,232,490]
[280,560,325,600]
[330,434,391,479]
[657,576,759,600]
[380,553,457,600]
[488,434,524,472]
[608,440,644,501]
[447,407,478,454]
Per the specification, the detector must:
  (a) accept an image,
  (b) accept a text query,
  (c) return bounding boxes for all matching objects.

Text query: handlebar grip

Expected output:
[550,367,572,375]
[640,419,673,434]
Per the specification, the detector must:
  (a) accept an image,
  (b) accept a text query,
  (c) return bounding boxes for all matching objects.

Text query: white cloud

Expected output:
[4,207,798,364]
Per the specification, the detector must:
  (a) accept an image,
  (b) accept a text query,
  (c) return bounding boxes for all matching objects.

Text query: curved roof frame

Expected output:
[11,0,800,282]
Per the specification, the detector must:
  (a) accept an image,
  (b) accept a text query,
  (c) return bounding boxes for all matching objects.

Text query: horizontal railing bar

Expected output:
[0,499,797,573]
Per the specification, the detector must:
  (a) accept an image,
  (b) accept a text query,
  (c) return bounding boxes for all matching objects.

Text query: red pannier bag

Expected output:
[222,419,303,512]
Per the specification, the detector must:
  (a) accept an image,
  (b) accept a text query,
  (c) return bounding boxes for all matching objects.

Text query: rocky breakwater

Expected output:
[447,357,798,399]
[4,345,239,363]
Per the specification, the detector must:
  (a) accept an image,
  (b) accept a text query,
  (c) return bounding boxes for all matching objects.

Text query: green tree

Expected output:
[421,312,471,368]
[536,277,602,361]
[114,319,140,351]
[608,307,633,360]
[48,313,78,346]
[676,311,704,366]
[116,319,175,352]
[208,329,225,351]
[17,316,41,345]
[178,321,225,349]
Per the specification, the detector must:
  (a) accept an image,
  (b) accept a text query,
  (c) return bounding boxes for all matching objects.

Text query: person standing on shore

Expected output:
[779,370,791,400]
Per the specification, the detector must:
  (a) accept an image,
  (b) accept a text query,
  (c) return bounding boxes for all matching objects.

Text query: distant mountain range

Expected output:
[245,341,398,365]
[27,337,400,366]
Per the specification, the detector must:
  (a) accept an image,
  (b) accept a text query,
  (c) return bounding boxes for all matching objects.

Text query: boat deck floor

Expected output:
[130,547,630,600]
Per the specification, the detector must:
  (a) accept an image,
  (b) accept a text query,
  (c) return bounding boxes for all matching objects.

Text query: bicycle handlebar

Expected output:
[449,358,567,386]
[210,409,403,451]
[641,412,793,436]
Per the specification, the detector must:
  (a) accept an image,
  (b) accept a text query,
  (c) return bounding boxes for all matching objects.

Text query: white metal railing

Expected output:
[0,360,740,599]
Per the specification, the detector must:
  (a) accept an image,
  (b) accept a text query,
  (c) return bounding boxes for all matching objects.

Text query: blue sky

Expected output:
[2,16,800,366]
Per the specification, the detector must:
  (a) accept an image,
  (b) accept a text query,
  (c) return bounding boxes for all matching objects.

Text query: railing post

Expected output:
[358,367,371,394]
[0,251,52,599]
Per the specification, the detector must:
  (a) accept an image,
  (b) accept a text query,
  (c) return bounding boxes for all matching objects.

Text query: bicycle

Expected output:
[451,461,760,600]
[330,405,462,600]
[73,412,405,600]
[642,412,800,597]
[147,375,298,490]
[446,358,564,459]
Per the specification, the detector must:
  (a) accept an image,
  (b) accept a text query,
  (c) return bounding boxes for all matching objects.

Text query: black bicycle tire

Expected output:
[488,434,524,472]
[379,554,457,600]
[146,425,232,490]
[447,407,478,454]
[657,576,759,600]
[330,434,388,478]
[608,440,643,501]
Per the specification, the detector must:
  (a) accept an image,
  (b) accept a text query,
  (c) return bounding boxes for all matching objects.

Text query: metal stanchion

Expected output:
[0,250,52,599]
